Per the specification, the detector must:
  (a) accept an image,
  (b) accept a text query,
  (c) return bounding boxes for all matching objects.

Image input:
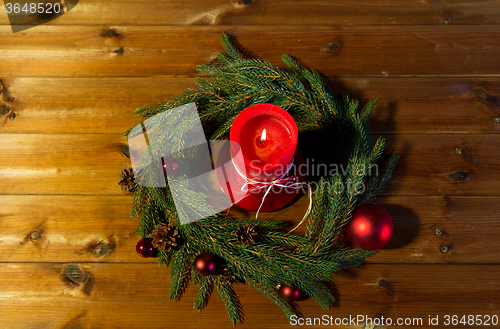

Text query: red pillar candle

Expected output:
[231,104,298,180]
[217,104,302,212]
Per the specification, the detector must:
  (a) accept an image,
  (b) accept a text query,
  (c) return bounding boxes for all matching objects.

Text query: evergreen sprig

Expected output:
[125,34,399,325]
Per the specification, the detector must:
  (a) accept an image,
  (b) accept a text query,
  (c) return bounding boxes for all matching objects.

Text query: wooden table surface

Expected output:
[1,1,500,328]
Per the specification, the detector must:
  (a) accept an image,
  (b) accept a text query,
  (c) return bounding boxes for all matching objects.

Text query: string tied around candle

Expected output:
[230,158,312,233]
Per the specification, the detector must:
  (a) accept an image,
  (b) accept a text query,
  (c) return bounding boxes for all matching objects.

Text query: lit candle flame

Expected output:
[260,129,267,145]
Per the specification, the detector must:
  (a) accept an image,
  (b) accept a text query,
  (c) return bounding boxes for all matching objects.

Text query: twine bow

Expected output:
[232,158,312,233]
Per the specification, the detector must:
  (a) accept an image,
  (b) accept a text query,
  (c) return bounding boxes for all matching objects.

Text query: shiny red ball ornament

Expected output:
[193,253,218,276]
[346,204,393,250]
[278,285,301,302]
[136,238,155,257]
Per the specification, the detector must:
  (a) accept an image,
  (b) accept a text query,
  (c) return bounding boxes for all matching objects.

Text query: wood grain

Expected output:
[1,77,499,134]
[0,26,499,77]
[0,133,498,195]
[0,195,499,264]
[1,0,499,327]
[2,0,500,26]
[0,263,498,329]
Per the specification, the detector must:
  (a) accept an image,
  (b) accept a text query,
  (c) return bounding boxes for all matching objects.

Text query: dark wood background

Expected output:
[1,1,499,328]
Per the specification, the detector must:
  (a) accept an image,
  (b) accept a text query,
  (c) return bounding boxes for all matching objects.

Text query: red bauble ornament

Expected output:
[278,285,301,302]
[136,238,155,257]
[193,253,218,276]
[346,204,393,250]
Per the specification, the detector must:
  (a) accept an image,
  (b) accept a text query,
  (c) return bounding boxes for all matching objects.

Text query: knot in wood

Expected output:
[64,265,87,284]
[92,244,112,259]
[322,43,341,53]
[377,279,389,289]
[29,230,41,241]
[439,245,450,254]
[104,29,119,38]
[120,144,130,158]
[447,171,467,181]
[434,228,444,236]
[473,89,493,103]
[493,117,500,125]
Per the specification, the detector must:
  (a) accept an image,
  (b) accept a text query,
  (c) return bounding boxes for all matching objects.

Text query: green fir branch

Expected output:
[169,246,192,301]
[362,154,400,203]
[194,276,215,311]
[215,276,244,326]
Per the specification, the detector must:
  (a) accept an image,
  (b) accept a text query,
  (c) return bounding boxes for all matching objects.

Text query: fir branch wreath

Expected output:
[124,34,399,325]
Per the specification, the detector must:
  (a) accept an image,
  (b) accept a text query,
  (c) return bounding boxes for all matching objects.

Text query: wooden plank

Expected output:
[2,0,500,26]
[0,26,499,77]
[0,134,129,195]
[0,263,498,328]
[1,77,500,134]
[0,195,499,264]
[382,133,500,196]
[331,77,500,134]
[0,133,498,196]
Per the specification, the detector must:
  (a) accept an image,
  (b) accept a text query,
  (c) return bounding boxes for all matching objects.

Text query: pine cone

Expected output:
[220,265,243,286]
[152,224,181,252]
[118,168,135,192]
[236,224,257,246]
